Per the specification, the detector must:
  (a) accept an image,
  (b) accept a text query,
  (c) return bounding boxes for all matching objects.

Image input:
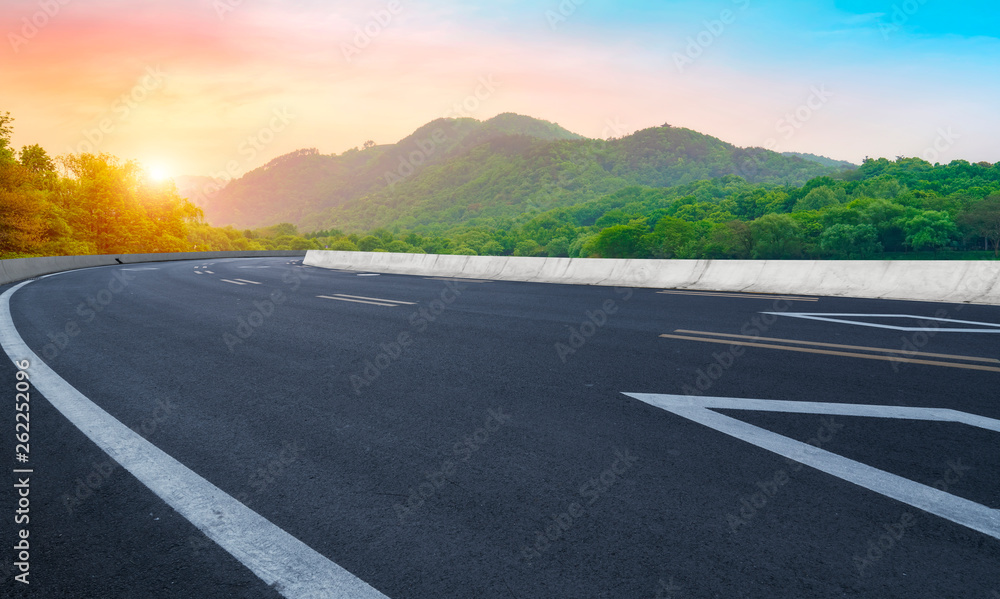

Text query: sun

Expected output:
[146,162,172,183]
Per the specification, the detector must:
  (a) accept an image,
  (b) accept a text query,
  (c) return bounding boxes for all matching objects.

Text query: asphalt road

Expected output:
[2,257,998,598]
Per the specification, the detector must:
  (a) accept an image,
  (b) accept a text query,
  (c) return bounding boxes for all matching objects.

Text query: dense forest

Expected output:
[0,112,317,259]
[302,158,1000,260]
[2,109,998,262]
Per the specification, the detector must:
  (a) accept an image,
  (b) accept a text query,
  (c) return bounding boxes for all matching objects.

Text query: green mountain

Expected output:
[782,151,857,170]
[200,113,846,232]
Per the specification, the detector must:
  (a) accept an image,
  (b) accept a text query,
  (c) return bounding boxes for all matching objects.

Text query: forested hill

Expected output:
[200,113,584,228]
[201,113,844,231]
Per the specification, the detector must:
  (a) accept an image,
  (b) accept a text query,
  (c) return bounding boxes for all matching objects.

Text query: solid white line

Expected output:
[316,295,398,307]
[658,290,818,301]
[0,281,390,599]
[624,393,1000,541]
[332,294,416,305]
[221,279,246,286]
[763,312,1000,333]
[234,279,263,285]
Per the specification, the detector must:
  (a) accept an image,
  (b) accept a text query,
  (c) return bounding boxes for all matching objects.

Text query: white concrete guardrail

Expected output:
[0,251,307,286]
[304,251,1000,305]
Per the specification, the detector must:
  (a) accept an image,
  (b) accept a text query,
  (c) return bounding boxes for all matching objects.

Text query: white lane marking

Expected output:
[221,279,246,286]
[763,312,1000,333]
[424,277,490,283]
[331,294,416,306]
[234,279,263,285]
[0,282,390,599]
[204,271,215,274]
[194,271,205,275]
[316,295,398,307]
[624,393,1000,541]
[356,273,380,277]
[659,290,817,301]
[121,267,160,271]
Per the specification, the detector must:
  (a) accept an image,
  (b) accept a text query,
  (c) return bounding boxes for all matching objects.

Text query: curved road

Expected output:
[2,257,999,598]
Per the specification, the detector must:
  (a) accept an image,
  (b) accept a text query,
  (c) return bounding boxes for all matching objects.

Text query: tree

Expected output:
[819,224,882,258]
[0,112,15,165]
[904,210,957,252]
[363,140,376,150]
[357,235,384,251]
[586,223,648,258]
[749,214,803,259]
[648,216,695,258]
[958,195,1000,256]
[793,186,839,212]
[328,238,359,251]
[19,144,55,175]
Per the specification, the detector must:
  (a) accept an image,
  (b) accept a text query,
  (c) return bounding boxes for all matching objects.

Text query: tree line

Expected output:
[2,109,998,261]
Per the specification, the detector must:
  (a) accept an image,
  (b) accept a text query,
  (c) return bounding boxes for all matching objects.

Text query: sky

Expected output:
[2,0,998,179]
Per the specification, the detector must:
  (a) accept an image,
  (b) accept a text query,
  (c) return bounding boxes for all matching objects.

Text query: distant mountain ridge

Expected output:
[196,113,849,231]
[782,151,857,170]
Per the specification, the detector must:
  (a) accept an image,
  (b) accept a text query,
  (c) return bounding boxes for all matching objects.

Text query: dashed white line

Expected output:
[331,294,416,305]
[0,281,390,599]
[234,279,263,285]
[221,279,247,286]
[317,295,398,307]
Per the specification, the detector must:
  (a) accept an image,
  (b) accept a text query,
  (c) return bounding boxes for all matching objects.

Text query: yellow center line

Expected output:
[673,329,1000,364]
[657,290,818,301]
[659,334,1000,373]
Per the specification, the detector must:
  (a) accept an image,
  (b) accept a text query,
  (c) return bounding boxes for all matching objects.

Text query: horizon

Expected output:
[4,0,999,179]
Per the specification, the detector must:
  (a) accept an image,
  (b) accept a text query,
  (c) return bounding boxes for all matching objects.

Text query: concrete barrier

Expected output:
[0,250,306,286]
[304,250,1000,305]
